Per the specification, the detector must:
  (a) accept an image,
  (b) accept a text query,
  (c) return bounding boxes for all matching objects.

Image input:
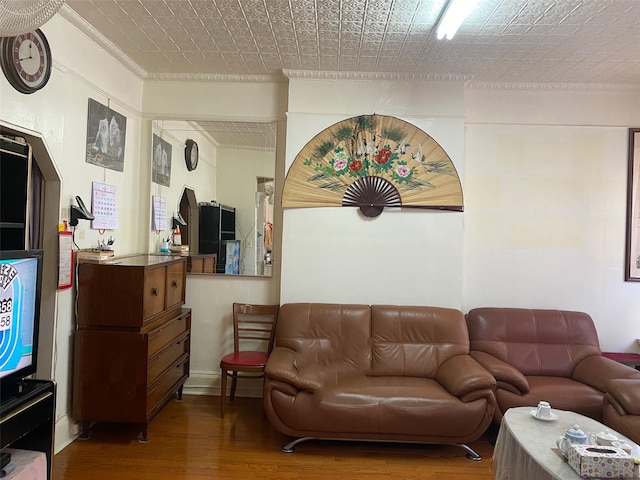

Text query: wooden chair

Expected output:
[219,303,280,418]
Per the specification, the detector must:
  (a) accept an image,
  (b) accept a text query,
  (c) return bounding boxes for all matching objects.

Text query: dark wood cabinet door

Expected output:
[143,267,166,320]
[165,261,185,310]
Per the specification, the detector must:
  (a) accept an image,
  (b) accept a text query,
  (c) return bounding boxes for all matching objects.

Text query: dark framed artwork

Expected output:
[152,133,172,187]
[625,128,640,281]
[85,98,126,171]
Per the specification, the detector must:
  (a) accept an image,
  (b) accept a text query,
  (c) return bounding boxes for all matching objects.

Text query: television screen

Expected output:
[0,250,43,391]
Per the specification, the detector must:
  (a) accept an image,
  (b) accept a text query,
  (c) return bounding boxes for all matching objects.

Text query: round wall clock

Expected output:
[0,29,52,94]
[185,139,199,171]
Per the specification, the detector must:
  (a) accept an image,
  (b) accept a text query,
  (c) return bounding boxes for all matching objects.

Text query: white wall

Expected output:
[463,85,640,353]
[142,80,287,397]
[281,79,466,307]
[147,120,217,253]
[216,146,276,274]
[0,15,144,451]
[5,12,640,458]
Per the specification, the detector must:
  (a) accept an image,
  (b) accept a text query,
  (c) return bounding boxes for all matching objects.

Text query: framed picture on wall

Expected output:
[225,240,240,275]
[152,133,171,187]
[85,98,126,171]
[625,128,640,281]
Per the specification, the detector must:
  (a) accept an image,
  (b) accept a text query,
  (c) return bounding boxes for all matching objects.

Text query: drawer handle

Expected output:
[151,288,159,296]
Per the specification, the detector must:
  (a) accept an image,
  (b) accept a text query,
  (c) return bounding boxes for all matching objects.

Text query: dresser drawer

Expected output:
[147,311,190,357]
[147,332,189,385]
[165,261,185,309]
[143,267,166,320]
[146,357,189,415]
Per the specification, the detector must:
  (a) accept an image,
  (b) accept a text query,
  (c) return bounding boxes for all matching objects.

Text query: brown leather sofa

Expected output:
[263,303,496,459]
[465,307,640,424]
[603,379,640,444]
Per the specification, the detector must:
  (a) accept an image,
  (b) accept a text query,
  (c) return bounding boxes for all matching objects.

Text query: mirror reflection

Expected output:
[151,119,276,276]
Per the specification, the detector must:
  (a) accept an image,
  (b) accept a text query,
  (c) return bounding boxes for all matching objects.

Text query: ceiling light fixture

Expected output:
[436,0,479,40]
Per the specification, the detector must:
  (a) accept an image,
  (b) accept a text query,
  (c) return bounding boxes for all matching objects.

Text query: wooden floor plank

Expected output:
[53,395,496,479]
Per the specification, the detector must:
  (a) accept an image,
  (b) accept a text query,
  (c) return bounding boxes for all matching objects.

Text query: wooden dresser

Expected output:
[72,255,191,442]
[186,253,217,274]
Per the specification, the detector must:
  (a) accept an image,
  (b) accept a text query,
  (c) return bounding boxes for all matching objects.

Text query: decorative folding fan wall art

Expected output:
[282,114,463,217]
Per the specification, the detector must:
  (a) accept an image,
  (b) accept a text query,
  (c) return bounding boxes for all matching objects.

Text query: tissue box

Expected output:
[568,444,634,478]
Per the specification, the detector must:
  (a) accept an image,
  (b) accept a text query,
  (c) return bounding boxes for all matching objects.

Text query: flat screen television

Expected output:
[0,249,43,399]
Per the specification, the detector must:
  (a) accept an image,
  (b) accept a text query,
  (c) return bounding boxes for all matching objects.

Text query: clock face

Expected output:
[0,29,52,94]
[185,140,199,171]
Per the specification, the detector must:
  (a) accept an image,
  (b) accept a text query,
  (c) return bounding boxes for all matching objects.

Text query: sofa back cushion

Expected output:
[466,307,602,377]
[370,305,469,378]
[275,303,371,375]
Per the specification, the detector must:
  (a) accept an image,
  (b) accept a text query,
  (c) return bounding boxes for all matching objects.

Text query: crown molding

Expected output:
[145,72,283,83]
[282,70,471,82]
[218,144,276,152]
[466,81,640,92]
[58,5,147,80]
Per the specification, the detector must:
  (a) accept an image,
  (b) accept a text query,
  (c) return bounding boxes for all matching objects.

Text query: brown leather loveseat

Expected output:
[263,303,496,459]
[465,307,640,424]
[603,379,640,444]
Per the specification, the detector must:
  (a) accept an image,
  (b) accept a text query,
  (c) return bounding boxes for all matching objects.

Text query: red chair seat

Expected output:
[220,351,269,367]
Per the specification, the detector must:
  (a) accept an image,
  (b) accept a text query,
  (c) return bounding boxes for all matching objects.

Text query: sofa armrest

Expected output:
[470,351,529,394]
[436,355,496,398]
[605,378,640,416]
[265,347,322,393]
[572,355,640,392]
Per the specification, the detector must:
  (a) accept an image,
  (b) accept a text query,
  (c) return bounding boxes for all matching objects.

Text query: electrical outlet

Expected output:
[61,207,69,220]
[78,228,85,240]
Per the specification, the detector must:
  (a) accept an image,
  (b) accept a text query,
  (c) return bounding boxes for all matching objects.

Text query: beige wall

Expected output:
[0,15,145,451]
[463,85,640,352]
[281,79,466,307]
[3,12,640,458]
[141,80,287,399]
[147,120,218,253]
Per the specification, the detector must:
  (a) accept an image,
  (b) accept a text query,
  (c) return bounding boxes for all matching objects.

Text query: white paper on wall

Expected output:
[152,195,167,231]
[91,181,119,230]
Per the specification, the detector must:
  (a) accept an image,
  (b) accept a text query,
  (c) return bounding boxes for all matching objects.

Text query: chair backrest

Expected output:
[466,307,602,377]
[232,303,280,354]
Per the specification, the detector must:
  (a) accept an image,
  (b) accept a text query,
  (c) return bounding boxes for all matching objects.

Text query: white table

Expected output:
[493,407,640,480]
[0,449,47,480]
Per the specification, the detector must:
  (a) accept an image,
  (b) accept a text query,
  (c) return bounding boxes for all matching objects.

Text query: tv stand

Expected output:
[0,379,55,480]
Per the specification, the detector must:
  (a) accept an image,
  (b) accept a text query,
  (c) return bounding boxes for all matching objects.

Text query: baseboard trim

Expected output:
[183,370,264,398]
[55,414,81,454]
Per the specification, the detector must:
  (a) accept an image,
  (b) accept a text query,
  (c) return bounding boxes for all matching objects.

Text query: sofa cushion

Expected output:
[496,376,604,421]
[466,308,601,377]
[275,303,372,380]
[370,305,469,377]
[271,375,489,439]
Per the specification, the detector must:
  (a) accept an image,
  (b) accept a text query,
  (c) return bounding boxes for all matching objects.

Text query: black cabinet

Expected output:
[0,379,55,480]
[0,135,30,250]
[198,203,235,273]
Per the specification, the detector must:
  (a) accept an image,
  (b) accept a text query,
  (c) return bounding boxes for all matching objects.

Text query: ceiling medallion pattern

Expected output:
[283,114,463,216]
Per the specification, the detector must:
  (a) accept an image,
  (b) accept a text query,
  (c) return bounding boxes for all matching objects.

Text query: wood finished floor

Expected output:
[53,395,497,480]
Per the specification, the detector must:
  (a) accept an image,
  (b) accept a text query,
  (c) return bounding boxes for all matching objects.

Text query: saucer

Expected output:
[530,409,558,421]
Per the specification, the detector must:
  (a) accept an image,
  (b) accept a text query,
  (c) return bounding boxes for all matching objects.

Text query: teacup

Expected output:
[612,441,632,455]
[595,430,619,446]
[536,401,552,419]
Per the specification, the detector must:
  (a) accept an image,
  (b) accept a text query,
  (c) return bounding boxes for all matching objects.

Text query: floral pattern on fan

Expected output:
[284,114,463,212]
